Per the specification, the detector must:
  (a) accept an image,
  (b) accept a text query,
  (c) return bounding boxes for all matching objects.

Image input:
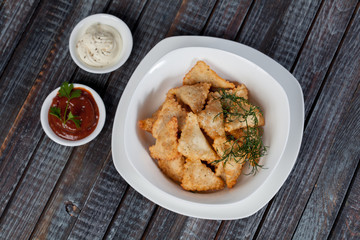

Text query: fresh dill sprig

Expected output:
[213,89,267,175]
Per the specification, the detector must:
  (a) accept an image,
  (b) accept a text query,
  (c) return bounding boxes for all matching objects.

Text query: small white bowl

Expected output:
[69,13,133,74]
[40,84,106,146]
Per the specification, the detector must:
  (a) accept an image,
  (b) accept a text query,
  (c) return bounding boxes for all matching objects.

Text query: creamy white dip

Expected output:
[76,23,122,67]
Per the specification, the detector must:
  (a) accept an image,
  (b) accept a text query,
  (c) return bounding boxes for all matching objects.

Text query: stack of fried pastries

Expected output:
[138,61,265,192]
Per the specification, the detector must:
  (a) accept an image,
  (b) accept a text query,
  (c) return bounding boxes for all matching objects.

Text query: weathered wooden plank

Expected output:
[0,0,105,217]
[43,0,185,239]
[28,0,149,239]
[0,0,113,238]
[166,0,216,36]
[143,207,221,239]
[203,0,253,39]
[293,85,360,239]
[103,187,156,239]
[142,209,188,239]
[255,5,360,239]
[329,164,360,240]
[65,158,129,240]
[0,138,72,239]
[238,0,322,70]
[291,12,360,238]
[0,0,40,76]
[293,0,358,117]
[0,0,77,147]
[215,207,267,239]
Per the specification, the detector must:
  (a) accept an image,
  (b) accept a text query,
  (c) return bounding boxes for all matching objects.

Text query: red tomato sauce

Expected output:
[48,87,99,141]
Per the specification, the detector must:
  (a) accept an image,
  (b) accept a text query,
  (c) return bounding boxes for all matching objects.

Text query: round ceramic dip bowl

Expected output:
[69,13,133,74]
[41,83,106,147]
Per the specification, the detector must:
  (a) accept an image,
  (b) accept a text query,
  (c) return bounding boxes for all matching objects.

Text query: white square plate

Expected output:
[112,36,304,220]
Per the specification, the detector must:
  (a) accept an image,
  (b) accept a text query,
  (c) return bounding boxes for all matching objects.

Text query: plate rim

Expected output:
[111,36,304,220]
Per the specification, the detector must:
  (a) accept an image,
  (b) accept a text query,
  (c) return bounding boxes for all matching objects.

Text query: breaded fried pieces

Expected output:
[183,61,235,88]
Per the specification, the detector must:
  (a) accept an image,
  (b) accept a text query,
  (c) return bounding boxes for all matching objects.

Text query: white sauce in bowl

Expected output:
[76,23,122,68]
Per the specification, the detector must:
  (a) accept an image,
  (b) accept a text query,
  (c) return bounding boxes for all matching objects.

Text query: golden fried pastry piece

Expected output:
[183,61,235,88]
[213,137,245,188]
[138,118,154,133]
[150,117,180,160]
[178,112,219,162]
[138,104,163,133]
[181,158,225,191]
[226,84,248,99]
[224,103,265,132]
[197,94,225,140]
[158,156,185,183]
[228,128,246,140]
[168,83,211,113]
[152,97,187,138]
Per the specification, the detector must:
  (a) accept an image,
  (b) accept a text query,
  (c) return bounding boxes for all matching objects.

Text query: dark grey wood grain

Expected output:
[329,162,360,240]
[293,87,360,239]
[66,158,129,240]
[215,207,267,239]
[142,209,189,239]
[255,4,360,239]
[0,0,106,218]
[203,0,253,39]
[104,187,156,239]
[166,0,217,36]
[0,0,77,147]
[238,0,322,70]
[145,210,221,239]
[292,0,358,117]
[29,1,149,239]
[0,0,112,238]
[0,138,72,239]
[291,10,360,238]
[0,0,40,77]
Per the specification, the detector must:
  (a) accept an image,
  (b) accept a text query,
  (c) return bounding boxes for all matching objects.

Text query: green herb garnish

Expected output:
[49,82,82,128]
[213,89,268,175]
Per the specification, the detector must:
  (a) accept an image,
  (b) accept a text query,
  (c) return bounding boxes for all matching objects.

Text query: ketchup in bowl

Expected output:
[48,85,99,141]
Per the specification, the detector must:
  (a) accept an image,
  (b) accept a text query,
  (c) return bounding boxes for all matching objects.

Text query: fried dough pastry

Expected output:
[152,97,187,138]
[150,117,180,160]
[138,104,163,133]
[224,102,265,132]
[138,61,266,192]
[158,156,185,183]
[181,158,225,191]
[228,128,246,140]
[168,82,211,113]
[178,112,219,162]
[183,61,235,88]
[226,84,248,99]
[213,137,245,188]
[198,93,225,140]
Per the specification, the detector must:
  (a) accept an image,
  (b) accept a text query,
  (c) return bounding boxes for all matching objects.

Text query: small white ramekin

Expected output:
[69,13,133,74]
[40,84,106,146]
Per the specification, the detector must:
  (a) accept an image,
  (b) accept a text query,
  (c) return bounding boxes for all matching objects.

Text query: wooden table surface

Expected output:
[0,0,359,239]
